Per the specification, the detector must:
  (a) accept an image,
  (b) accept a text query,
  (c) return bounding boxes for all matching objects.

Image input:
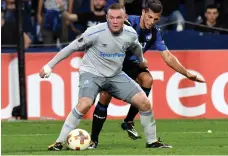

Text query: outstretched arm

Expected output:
[39,38,84,78]
[47,39,82,69]
[40,27,97,78]
[160,50,205,83]
[154,29,205,83]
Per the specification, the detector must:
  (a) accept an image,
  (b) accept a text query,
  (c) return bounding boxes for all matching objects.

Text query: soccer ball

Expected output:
[67,129,91,150]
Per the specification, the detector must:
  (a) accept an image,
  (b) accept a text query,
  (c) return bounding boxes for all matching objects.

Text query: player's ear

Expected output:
[125,14,128,21]
[204,11,207,18]
[142,9,146,16]
[215,11,219,18]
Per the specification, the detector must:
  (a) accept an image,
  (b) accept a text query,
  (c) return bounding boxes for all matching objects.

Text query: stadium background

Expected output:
[1,0,228,155]
[1,0,228,120]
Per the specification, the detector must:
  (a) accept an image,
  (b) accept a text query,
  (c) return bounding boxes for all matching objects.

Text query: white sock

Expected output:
[56,108,83,143]
[139,110,157,144]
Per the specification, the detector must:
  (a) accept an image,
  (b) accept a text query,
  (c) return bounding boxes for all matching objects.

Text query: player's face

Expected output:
[107,9,126,33]
[205,8,219,23]
[93,0,106,10]
[142,9,161,29]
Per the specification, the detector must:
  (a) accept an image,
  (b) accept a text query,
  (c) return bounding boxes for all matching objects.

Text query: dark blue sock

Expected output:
[91,102,108,143]
[141,87,151,97]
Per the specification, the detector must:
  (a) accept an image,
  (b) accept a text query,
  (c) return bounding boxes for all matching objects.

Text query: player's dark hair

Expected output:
[206,4,219,12]
[107,3,126,12]
[144,0,163,13]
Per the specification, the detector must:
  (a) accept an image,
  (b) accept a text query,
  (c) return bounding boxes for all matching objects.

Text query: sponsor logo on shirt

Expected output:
[99,52,125,57]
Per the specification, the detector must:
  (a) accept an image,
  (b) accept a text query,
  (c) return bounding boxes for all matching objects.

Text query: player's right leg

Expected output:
[48,97,94,151]
[130,92,172,148]
[122,68,153,140]
[108,72,172,148]
[88,91,112,149]
[48,72,102,151]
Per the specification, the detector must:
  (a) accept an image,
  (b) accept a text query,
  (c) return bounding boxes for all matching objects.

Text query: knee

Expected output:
[138,73,153,88]
[139,97,152,112]
[76,97,93,114]
[99,91,112,105]
[131,92,152,111]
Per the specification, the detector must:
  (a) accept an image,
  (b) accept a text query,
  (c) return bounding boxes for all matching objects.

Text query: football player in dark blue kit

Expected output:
[89,0,205,149]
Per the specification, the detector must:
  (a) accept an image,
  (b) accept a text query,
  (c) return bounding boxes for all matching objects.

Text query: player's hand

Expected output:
[39,65,52,78]
[186,72,205,83]
[139,59,148,69]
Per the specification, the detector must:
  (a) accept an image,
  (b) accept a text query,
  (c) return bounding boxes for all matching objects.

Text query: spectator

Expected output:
[1,7,31,49]
[57,0,107,33]
[3,0,16,22]
[3,0,34,41]
[195,4,225,34]
[23,0,35,42]
[184,0,197,28]
[91,0,124,11]
[63,0,88,41]
[31,0,43,44]
[156,0,185,32]
[37,0,70,44]
[216,0,228,29]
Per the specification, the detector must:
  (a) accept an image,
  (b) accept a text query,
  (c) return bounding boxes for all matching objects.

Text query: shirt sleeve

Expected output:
[155,30,168,51]
[127,15,136,26]
[128,35,144,63]
[47,27,97,69]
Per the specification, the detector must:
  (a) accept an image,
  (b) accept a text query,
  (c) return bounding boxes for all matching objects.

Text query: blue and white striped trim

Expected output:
[88,29,106,37]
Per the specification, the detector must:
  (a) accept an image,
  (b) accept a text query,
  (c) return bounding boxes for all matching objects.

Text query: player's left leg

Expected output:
[122,70,153,139]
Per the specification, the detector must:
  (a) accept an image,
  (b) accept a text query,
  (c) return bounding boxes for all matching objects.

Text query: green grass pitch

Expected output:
[1,119,228,155]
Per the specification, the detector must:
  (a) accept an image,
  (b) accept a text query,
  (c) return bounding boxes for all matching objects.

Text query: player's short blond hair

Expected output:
[107,3,126,12]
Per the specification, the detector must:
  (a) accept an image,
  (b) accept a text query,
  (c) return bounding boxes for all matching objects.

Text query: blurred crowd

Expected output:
[1,0,228,48]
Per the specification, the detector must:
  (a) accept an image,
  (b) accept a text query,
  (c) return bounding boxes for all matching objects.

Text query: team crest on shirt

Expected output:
[146,33,152,41]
